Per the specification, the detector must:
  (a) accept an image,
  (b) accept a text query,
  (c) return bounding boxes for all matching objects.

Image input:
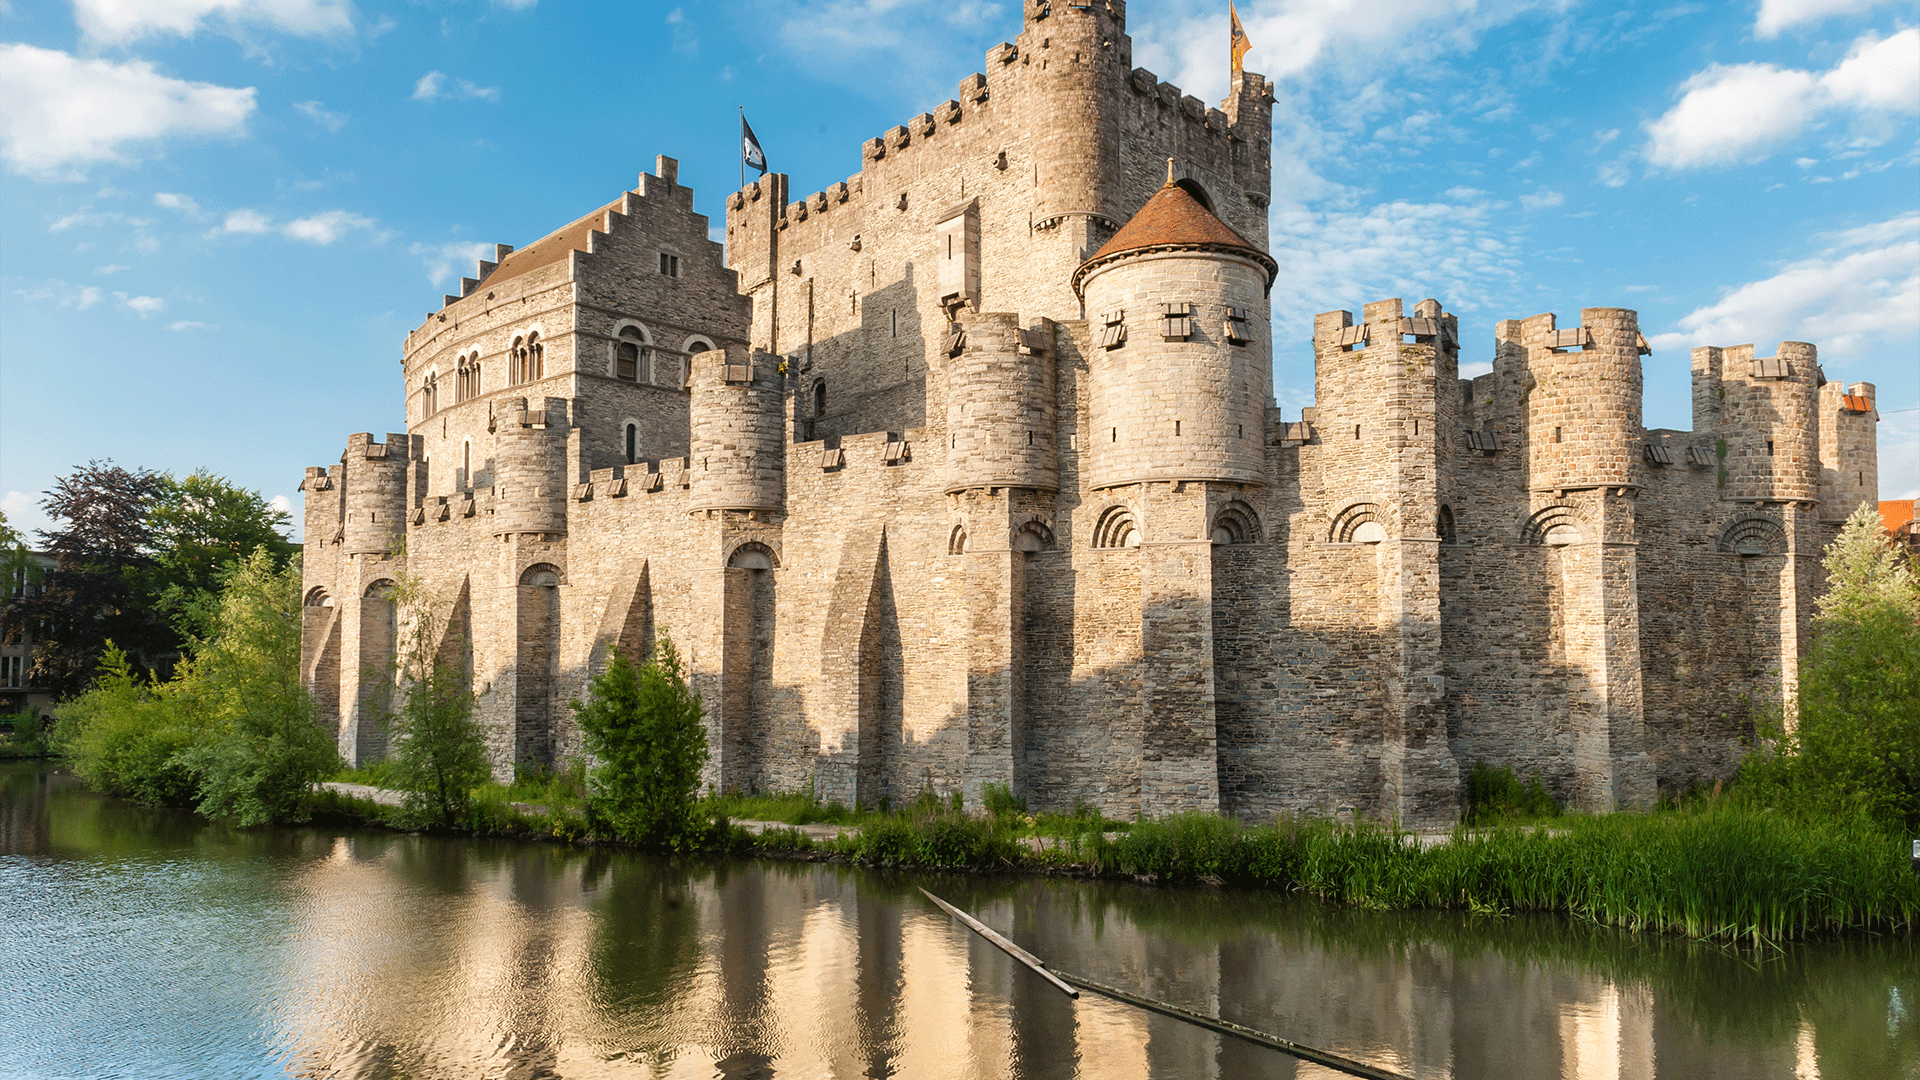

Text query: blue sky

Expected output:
[2,0,1915,543]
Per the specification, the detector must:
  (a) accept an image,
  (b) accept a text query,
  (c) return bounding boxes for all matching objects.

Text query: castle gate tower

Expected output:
[1074,174,1276,816]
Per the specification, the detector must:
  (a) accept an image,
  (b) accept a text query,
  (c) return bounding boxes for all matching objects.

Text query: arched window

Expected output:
[625,423,638,464]
[421,371,438,416]
[1330,502,1386,544]
[303,587,333,607]
[948,524,968,555]
[813,379,828,418]
[1437,505,1457,545]
[616,327,647,382]
[519,563,561,587]
[510,336,526,385]
[1522,505,1586,547]
[470,357,481,397]
[527,333,543,381]
[1012,522,1054,553]
[1093,506,1140,549]
[1210,502,1260,545]
[727,542,777,570]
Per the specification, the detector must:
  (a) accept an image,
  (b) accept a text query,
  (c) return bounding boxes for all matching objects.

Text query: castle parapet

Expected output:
[340,432,413,555]
[1499,308,1644,492]
[945,313,1058,493]
[1818,379,1878,521]
[1692,342,1821,503]
[689,347,786,513]
[492,398,570,536]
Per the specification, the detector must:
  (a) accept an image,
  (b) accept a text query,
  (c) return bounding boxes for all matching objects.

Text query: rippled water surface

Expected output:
[2,762,1915,1079]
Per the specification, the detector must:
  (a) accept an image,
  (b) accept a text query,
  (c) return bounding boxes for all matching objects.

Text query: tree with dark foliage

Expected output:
[7,462,170,696]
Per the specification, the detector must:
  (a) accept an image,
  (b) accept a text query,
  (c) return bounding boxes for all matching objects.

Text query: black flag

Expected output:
[741,114,767,176]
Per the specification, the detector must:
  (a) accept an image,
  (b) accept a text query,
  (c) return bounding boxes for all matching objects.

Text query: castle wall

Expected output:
[298,0,1880,826]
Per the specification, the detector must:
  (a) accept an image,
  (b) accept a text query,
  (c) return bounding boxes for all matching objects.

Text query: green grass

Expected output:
[308,768,1915,946]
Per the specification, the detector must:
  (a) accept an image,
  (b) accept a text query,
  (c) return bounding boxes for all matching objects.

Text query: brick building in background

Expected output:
[299,0,1880,826]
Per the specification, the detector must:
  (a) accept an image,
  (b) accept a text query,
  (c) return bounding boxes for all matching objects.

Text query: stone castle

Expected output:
[298,0,1880,826]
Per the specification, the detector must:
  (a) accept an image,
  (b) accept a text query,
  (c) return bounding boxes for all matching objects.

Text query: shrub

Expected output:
[52,645,198,807]
[171,550,340,825]
[1465,761,1560,825]
[383,572,491,827]
[572,635,709,849]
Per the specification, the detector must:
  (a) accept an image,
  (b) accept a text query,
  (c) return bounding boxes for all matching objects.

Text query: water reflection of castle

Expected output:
[273,836,1861,1078]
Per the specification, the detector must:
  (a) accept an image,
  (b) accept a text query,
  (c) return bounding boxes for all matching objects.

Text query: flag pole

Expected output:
[739,106,745,191]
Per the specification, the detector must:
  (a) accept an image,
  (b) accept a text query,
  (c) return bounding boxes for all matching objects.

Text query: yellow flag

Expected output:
[1230,1,1251,74]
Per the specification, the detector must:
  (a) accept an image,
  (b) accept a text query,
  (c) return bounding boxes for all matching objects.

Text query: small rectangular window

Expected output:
[1224,307,1253,345]
[659,253,680,277]
[1100,310,1126,350]
[1767,440,1774,456]
[1160,302,1192,341]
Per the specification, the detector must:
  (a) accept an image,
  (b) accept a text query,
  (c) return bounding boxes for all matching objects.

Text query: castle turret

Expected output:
[341,432,413,554]
[1075,174,1275,492]
[1819,379,1878,521]
[689,346,785,513]
[1692,342,1822,504]
[945,313,1058,493]
[1500,308,1644,493]
[1023,0,1127,241]
[491,398,571,536]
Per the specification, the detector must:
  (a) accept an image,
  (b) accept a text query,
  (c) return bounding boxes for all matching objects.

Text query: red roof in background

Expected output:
[1882,500,1914,534]
[479,197,624,292]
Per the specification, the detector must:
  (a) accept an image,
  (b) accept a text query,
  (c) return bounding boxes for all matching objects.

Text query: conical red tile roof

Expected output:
[1073,179,1276,296]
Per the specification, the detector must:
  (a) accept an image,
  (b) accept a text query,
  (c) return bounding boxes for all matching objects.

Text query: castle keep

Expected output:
[299,0,1880,826]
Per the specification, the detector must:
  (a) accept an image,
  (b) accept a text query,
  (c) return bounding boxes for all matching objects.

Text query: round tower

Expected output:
[1723,342,1821,503]
[945,313,1058,493]
[1025,0,1127,234]
[1074,175,1276,491]
[1521,307,1643,491]
[689,347,785,513]
[492,397,569,536]
[341,432,411,555]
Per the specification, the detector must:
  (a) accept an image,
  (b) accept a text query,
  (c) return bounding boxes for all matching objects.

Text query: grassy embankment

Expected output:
[316,762,1917,946]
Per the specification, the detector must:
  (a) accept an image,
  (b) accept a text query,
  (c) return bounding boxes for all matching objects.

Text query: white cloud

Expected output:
[1880,410,1919,500]
[0,44,255,180]
[117,292,166,317]
[1649,212,1919,361]
[412,71,499,102]
[166,319,218,331]
[268,494,293,517]
[220,208,272,233]
[1,492,51,541]
[94,263,131,274]
[153,191,199,212]
[1130,0,1558,104]
[1519,189,1564,210]
[292,100,347,131]
[1646,29,1920,169]
[282,209,373,244]
[410,239,494,286]
[71,0,354,45]
[1823,28,1920,112]
[17,279,105,310]
[1645,63,1822,168]
[1755,0,1902,37]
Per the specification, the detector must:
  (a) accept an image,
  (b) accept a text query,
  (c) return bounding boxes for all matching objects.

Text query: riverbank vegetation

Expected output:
[50,551,339,823]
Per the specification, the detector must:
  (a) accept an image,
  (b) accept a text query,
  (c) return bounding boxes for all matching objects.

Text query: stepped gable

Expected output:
[1072,177,1277,296]
[482,197,623,288]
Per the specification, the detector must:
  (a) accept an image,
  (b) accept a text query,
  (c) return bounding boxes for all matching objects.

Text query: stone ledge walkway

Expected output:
[319,785,1540,852]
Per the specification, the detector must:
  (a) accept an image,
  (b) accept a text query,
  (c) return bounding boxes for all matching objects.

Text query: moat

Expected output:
[2,762,1913,1079]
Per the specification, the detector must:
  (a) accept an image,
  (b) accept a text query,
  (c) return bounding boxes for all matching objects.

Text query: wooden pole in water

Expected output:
[917,888,1414,1080]
[919,887,1078,997]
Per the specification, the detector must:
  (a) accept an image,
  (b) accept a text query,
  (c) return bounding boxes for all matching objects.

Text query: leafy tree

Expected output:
[572,635,709,848]
[0,509,36,592]
[147,469,297,642]
[1746,504,1920,831]
[51,644,199,807]
[12,462,170,694]
[384,572,490,827]
[171,549,340,825]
